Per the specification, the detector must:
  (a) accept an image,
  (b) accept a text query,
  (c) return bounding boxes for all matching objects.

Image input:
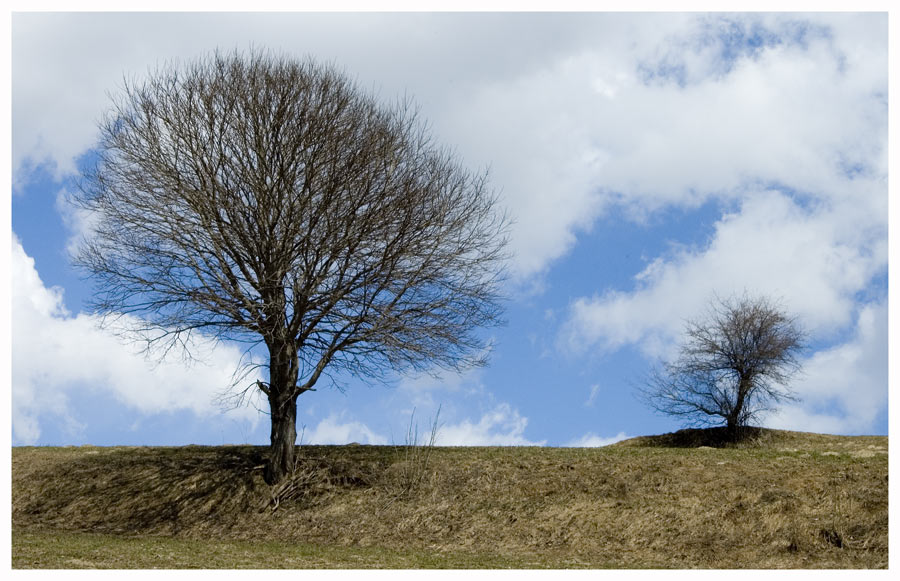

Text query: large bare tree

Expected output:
[640,294,804,440]
[74,51,508,483]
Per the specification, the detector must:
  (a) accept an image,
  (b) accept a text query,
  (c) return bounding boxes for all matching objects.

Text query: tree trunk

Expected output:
[264,392,298,485]
[263,337,301,485]
[727,376,750,442]
[725,416,739,442]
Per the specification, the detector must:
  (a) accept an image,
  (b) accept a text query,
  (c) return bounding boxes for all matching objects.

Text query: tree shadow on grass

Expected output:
[620,426,771,448]
[14,445,392,536]
[15,446,269,535]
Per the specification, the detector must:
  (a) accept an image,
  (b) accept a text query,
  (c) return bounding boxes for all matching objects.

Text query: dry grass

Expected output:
[11,428,888,569]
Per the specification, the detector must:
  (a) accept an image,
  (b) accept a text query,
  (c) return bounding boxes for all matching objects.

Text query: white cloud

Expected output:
[566,431,629,447]
[299,405,540,447]
[12,13,248,182]
[393,364,488,413]
[561,188,886,360]
[10,235,263,444]
[304,414,388,445]
[601,14,887,208]
[766,301,887,435]
[436,404,544,446]
[389,363,546,446]
[13,14,885,281]
[585,384,601,407]
[435,14,886,280]
[54,188,100,258]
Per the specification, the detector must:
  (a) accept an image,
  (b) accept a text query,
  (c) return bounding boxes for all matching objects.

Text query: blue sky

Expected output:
[9,11,890,448]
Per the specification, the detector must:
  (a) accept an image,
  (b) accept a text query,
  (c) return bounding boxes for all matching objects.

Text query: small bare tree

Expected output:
[73,50,508,484]
[640,294,804,440]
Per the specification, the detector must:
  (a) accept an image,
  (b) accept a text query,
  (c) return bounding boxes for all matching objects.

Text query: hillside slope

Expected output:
[12,429,888,568]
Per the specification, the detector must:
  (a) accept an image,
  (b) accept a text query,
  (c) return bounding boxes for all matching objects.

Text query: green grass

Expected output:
[13,528,575,569]
[12,428,888,569]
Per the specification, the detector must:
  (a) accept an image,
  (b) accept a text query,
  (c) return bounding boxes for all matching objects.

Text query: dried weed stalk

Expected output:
[387,406,441,501]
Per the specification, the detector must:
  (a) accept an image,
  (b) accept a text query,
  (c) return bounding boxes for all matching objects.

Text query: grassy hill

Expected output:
[12,428,888,569]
